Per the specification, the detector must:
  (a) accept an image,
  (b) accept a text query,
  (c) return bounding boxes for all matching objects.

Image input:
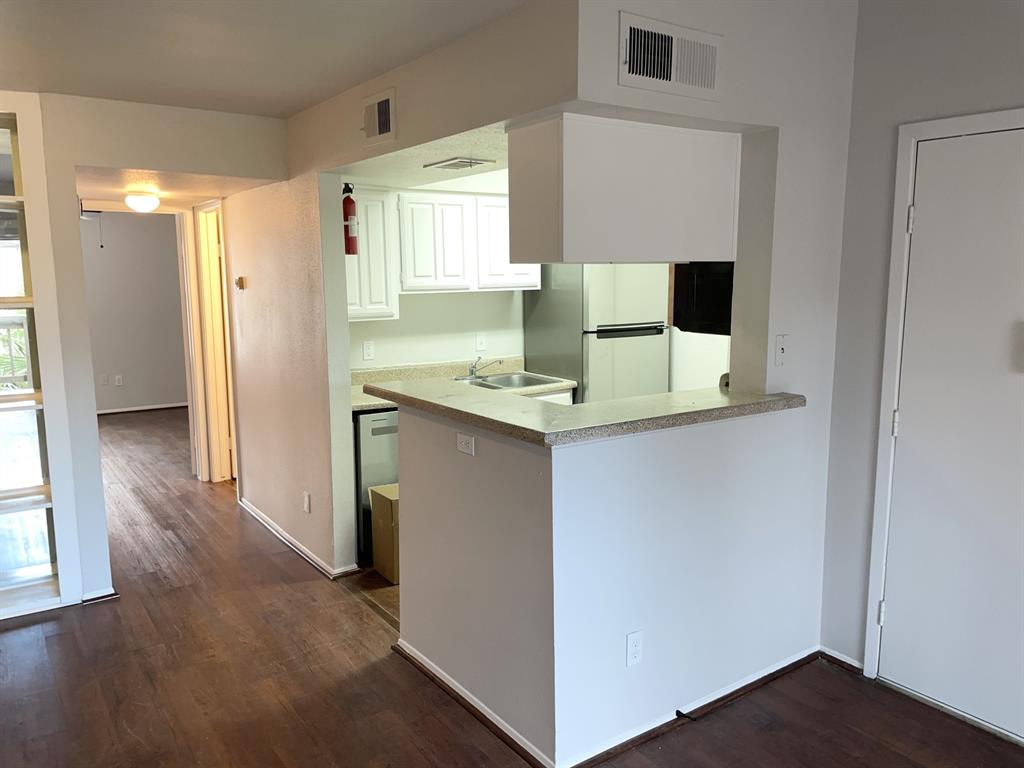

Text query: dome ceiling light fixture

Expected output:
[124,192,161,213]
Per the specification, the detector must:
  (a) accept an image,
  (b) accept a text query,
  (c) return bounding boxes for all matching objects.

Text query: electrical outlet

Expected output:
[456,432,475,456]
[362,341,375,361]
[476,332,488,352]
[303,491,311,514]
[774,334,788,368]
[114,374,124,386]
[626,631,643,668]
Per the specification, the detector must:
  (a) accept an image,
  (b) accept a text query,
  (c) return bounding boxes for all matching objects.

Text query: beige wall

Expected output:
[81,212,187,413]
[319,173,357,571]
[222,174,342,572]
[36,93,285,597]
[577,0,859,661]
[287,0,578,175]
[822,0,1024,663]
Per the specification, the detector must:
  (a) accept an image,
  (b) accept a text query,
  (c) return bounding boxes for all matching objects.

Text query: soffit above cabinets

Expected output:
[333,123,507,191]
[75,167,271,209]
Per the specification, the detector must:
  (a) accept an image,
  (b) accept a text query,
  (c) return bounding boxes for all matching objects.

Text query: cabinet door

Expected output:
[563,115,740,263]
[348,191,400,321]
[476,196,540,290]
[399,193,475,291]
[509,113,741,264]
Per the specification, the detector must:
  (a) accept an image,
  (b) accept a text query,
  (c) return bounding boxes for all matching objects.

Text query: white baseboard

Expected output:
[560,711,674,768]
[560,645,822,768]
[395,639,556,768]
[819,644,865,670]
[238,497,357,579]
[82,587,117,601]
[97,402,188,415]
[680,644,821,714]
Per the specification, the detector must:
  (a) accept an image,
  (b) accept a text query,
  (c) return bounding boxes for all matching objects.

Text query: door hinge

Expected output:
[906,204,915,235]
[891,409,900,438]
[877,599,886,627]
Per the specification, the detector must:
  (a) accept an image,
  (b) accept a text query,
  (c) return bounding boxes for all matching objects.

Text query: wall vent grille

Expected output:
[362,88,396,145]
[678,37,717,90]
[626,26,674,81]
[619,12,722,101]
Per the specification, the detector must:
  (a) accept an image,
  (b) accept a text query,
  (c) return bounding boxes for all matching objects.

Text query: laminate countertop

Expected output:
[351,385,396,413]
[362,379,805,447]
[351,371,577,413]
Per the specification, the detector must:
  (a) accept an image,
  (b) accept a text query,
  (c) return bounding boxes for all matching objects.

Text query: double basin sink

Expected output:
[455,372,564,391]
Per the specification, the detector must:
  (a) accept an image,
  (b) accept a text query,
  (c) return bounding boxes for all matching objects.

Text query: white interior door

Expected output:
[879,129,1024,738]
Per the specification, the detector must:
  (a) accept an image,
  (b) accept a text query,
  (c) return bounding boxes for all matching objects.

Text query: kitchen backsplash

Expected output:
[348,290,525,369]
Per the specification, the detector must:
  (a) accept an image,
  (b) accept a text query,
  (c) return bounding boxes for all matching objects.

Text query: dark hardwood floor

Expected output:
[341,569,400,631]
[1,407,1020,767]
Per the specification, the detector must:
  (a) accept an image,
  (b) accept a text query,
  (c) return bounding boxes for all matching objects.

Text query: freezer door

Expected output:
[583,264,670,331]
[582,329,670,402]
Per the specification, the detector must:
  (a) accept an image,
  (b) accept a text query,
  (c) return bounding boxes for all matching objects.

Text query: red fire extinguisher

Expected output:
[342,183,358,255]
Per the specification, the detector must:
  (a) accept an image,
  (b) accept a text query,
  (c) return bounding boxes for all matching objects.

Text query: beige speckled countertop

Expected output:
[363,379,805,447]
[351,385,395,412]
[350,357,576,413]
[350,357,520,412]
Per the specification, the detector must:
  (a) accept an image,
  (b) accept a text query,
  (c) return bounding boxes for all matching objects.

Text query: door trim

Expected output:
[863,107,1024,679]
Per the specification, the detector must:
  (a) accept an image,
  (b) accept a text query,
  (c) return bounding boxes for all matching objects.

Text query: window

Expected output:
[0,114,58,610]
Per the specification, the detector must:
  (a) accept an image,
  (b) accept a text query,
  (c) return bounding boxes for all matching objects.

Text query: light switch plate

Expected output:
[626,630,643,667]
[774,334,788,367]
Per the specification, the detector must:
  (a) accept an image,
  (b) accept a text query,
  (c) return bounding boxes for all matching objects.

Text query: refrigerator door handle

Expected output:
[587,323,668,339]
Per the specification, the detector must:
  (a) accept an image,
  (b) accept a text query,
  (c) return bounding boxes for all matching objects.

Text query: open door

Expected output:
[184,203,237,482]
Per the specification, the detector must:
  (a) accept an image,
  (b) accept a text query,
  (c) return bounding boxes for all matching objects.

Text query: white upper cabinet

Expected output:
[508,113,741,263]
[475,196,540,290]
[398,193,476,292]
[348,190,400,321]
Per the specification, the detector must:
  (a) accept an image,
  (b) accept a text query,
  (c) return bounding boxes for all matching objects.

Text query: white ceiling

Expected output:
[0,0,528,118]
[76,166,270,209]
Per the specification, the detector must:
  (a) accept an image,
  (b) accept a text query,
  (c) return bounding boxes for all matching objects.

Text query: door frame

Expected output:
[863,107,1024,679]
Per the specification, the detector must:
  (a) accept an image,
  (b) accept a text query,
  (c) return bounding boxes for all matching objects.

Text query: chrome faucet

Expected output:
[467,356,502,378]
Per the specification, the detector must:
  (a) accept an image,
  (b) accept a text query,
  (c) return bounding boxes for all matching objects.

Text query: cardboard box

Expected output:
[369,483,400,584]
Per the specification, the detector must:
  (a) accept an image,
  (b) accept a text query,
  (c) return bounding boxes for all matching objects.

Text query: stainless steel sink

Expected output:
[455,371,565,390]
[480,372,563,388]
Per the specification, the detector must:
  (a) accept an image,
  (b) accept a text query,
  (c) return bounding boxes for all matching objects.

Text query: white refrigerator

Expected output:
[523,264,670,403]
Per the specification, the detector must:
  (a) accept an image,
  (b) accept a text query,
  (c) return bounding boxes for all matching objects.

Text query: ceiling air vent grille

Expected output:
[362,88,396,145]
[619,12,722,101]
[423,157,495,171]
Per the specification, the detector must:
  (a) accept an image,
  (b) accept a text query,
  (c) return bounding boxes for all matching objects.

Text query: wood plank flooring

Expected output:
[0,407,1020,767]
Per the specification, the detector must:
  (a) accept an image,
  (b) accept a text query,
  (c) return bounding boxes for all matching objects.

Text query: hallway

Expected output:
[0,408,523,767]
[0,409,1020,767]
